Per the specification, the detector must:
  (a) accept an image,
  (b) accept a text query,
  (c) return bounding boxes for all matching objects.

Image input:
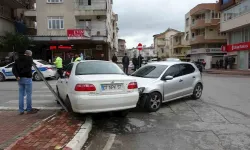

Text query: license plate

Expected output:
[101,84,123,91]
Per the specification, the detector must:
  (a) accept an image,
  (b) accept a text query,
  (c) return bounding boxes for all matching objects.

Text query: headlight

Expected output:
[138,87,145,94]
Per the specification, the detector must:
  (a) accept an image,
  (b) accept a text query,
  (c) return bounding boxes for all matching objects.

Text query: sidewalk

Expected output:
[1,110,85,150]
[205,69,250,76]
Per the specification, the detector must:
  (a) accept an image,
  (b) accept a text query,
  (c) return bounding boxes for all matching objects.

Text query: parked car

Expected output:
[131,61,203,112]
[56,60,139,116]
[0,60,57,82]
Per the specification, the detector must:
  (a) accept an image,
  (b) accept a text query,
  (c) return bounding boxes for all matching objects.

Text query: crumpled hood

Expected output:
[131,77,157,88]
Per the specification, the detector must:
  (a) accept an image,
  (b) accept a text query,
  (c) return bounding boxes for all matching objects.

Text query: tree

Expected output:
[0,32,32,54]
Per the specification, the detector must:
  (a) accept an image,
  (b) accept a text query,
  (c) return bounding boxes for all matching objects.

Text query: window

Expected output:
[163,65,181,78]
[47,0,63,3]
[186,18,189,27]
[131,65,168,79]
[48,17,64,29]
[75,61,124,75]
[161,48,164,53]
[180,64,195,75]
[88,0,91,5]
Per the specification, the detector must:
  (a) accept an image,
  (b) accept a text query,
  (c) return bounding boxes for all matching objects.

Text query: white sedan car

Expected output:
[0,60,57,81]
[56,60,139,116]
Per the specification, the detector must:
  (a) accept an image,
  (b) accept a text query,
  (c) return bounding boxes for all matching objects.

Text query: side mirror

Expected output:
[163,75,173,80]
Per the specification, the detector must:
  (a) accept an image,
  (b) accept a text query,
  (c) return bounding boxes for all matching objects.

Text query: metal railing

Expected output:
[75,26,108,36]
[74,1,106,10]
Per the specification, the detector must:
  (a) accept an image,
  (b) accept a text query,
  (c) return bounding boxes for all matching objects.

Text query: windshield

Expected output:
[131,65,168,78]
[75,61,124,75]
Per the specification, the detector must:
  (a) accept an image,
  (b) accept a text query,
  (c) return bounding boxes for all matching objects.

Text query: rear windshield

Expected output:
[131,65,168,78]
[75,61,124,75]
[38,60,50,65]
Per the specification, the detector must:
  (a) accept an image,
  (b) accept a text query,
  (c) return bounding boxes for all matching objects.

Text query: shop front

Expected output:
[222,41,250,70]
[29,29,110,62]
[190,48,227,69]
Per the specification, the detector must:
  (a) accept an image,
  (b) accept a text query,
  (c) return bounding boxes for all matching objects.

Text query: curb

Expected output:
[63,117,93,150]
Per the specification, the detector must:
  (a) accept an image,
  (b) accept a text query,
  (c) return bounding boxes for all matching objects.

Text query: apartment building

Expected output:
[0,0,28,36]
[170,32,191,61]
[220,0,250,70]
[153,28,180,58]
[24,0,118,61]
[185,3,227,69]
[127,45,156,60]
[117,39,126,56]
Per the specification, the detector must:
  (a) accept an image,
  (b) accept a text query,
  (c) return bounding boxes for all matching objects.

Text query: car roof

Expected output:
[148,61,194,66]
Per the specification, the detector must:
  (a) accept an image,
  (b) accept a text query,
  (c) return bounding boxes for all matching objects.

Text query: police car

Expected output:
[0,60,57,82]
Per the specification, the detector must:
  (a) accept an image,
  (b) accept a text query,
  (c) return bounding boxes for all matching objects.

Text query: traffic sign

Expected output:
[137,43,143,51]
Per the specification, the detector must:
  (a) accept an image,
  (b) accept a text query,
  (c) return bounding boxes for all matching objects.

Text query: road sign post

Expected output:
[137,43,143,68]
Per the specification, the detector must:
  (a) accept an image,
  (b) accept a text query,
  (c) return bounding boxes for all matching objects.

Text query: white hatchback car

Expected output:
[56,60,139,116]
[0,59,57,81]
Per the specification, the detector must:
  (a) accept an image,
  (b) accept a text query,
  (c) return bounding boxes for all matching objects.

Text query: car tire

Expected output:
[33,72,41,81]
[114,109,130,117]
[0,73,5,82]
[65,96,73,112]
[145,92,162,112]
[192,83,203,100]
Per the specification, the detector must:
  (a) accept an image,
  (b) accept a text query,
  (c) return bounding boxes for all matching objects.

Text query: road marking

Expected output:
[6,100,55,104]
[103,134,116,150]
[0,106,62,110]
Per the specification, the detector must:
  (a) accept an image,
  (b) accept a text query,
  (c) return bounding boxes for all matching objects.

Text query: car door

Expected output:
[60,63,74,100]
[162,64,184,101]
[179,64,196,96]
[3,63,15,79]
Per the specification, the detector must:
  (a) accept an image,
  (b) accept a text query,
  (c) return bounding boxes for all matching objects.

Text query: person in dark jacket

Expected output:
[138,54,143,68]
[122,53,130,74]
[12,50,39,115]
[132,55,138,71]
[112,54,118,63]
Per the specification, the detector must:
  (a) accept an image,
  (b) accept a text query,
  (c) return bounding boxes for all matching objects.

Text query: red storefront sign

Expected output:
[67,29,85,40]
[222,42,250,52]
[49,46,72,50]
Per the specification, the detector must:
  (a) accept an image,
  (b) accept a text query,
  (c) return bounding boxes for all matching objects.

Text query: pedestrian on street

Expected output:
[122,53,129,74]
[74,54,81,62]
[132,55,138,71]
[54,55,63,78]
[224,57,228,70]
[138,54,143,68]
[12,50,39,115]
[112,54,118,63]
[63,54,72,68]
[216,60,219,69]
[219,59,223,69]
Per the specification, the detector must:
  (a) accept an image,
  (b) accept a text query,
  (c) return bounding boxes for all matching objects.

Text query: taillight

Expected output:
[75,84,96,91]
[65,71,71,77]
[128,82,138,89]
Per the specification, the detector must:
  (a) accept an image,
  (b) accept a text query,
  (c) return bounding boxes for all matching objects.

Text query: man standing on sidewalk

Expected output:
[54,55,63,78]
[12,50,38,115]
[122,53,129,74]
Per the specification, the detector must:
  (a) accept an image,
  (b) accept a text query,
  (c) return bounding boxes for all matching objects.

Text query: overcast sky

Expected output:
[113,0,216,48]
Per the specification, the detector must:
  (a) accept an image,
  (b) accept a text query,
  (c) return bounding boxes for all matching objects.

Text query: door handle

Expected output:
[193,76,196,79]
[179,79,183,82]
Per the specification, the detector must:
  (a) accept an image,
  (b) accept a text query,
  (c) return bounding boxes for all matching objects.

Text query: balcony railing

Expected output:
[75,26,107,37]
[74,1,106,10]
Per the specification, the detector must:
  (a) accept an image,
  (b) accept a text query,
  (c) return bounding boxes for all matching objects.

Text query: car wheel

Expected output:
[33,72,41,81]
[0,73,5,82]
[65,96,73,112]
[114,109,130,117]
[192,83,203,100]
[145,92,162,112]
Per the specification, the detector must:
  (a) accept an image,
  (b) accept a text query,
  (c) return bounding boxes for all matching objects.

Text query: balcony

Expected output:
[74,1,107,16]
[191,19,219,29]
[0,0,27,9]
[157,40,165,46]
[190,35,227,45]
[24,10,36,18]
[75,26,107,37]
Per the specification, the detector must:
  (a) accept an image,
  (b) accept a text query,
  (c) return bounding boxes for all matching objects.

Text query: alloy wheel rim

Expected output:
[35,74,40,80]
[150,94,161,109]
[195,85,202,98]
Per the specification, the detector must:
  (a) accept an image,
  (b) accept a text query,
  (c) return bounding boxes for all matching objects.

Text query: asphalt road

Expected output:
[83,74,250,150]
[0,79,60,110]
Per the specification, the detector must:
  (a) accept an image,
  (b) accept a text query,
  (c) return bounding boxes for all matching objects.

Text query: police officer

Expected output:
[74,54,81,62]
[54,55,63,78]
